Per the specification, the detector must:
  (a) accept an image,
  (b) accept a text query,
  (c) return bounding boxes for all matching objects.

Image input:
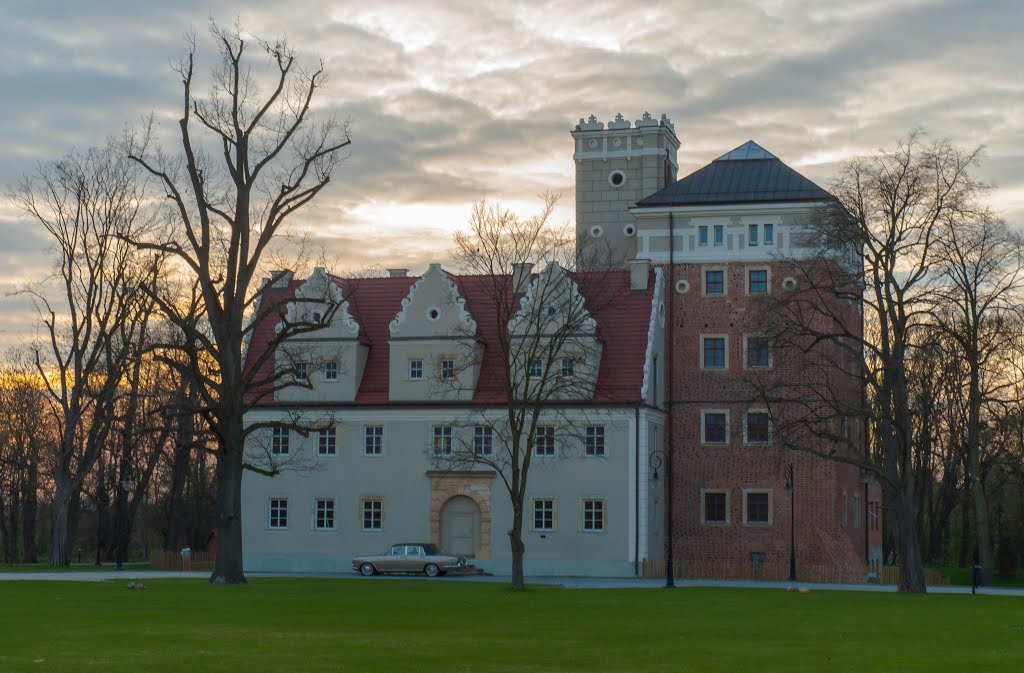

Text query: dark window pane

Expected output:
[704,338,726,368]
[704,492,727,523]
[705,413,727,443]
[747,493,769,523]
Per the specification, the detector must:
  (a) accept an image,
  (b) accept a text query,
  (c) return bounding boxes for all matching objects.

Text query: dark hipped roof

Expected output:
[636,140,832,207]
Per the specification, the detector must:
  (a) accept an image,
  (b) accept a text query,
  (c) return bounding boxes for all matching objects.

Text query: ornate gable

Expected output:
[278,267,360,338]
[509,262,596,335]
[389,263,477,339]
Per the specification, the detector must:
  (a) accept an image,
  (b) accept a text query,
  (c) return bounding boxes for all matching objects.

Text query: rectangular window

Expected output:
[746,336,771,369]
[560,357,575,378]
[364,426,383,455]
[745,411,771,444]
[323,361,338,381]
[748,223,758,246]
[269,498,288,528]
[703,411,728,444]
[529,358,543,378]
[698,226,709,247]
[703,492,727,524]
[294,362,308,381]
[432,425,453,455]
[764,223,774,245]
[362,498,383,530]
[473,426,493,455]
[318,426,337,455]
[536,426,555,456]
[583,499,605,532]
[533,499,555,531]
[705,270,725,295]
[585,425,605,456]
[714,225,724,246]
[315,498,335,530]
[702,336,726,369]
[409,359,423,380]
[748,269,768,294]
[439,358,455,380]
[271,426,289,455]
[745,491,770,525]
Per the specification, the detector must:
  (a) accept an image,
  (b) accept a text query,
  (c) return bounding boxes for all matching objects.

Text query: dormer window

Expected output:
[698,226,708,247]
[529,358,543,378]
[439,357,455,380]
[764,223,774,245]
[409,359,423,380]
[714,225,724,247]
[294,362,308,381]
[748,224,758,246]
[560,357,575,378]
[323,361,338,381]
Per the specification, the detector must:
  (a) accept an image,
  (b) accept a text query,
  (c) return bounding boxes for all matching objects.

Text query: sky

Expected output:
[1,0,1022,345]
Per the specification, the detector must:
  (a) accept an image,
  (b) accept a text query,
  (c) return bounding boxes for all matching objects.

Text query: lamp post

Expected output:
[649,450,675,588]
[784,463,796,581]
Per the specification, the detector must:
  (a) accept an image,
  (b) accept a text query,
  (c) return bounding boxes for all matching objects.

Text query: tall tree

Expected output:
[9,146,156,566]
[933,214,1024,582]
[756,133,984,592]
[126,24,350,583]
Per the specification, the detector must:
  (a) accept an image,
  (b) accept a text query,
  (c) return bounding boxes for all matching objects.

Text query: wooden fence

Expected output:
[150,550,216,571]
[641,558,950,586]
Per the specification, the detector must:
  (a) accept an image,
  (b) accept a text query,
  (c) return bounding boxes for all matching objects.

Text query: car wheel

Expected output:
[359,563,376,576]
[424,563,440,578]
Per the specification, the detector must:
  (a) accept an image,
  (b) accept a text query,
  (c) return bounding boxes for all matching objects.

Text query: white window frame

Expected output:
[714,224,724,247]
[363,425,383,456]
[743,334,772,370]
[701,409,730,444]
[294,362,308,381]
[439,356,456,381]
[271,426,289,455]
[698,225,709,247]
[581,498,606,532]
[529,358,543,378]
[361,497,384,531]
[531,498,556,531]
[764,223,774,246]
[560,357,575,378]
[535,425,556,457]
[743,410,772,445]
[473,425,493,455]
[700,334,729,370]
[748,223,758,246]
[323,361,338,381]
[314,497,335,530]
[584,425,605,456]
[269,498,288,529]
[409,358,423,380]
[318,426,337,455]
[742,489,772,526]
[432,425,453,455]
[700,489,730,525]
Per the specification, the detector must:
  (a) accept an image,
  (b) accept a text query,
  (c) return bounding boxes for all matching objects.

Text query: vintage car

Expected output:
[352,543,467,577]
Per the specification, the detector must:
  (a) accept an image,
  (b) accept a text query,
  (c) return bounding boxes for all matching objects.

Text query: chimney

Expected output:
[388,268,408,278]
[271,270,294,288]
[512,263,534,294]
[629,259,650,291]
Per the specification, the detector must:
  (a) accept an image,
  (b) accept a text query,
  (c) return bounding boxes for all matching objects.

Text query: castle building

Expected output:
[240,113,882,579]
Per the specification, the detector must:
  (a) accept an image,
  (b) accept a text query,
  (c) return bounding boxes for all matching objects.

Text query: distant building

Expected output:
[241,113,882,578]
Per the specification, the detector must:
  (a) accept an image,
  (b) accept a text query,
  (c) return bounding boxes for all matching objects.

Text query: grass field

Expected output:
[0,578,1021,672]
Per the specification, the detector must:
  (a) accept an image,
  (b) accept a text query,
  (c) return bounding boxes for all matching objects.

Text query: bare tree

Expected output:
[933,214,1024,582]
[755,133,984,592]
[9,145,157,566]
[125,23,350,583]
[429,196,624,589]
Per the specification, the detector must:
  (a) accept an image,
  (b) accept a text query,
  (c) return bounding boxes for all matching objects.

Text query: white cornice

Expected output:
[630,201,832,217]
[639,267,664,402]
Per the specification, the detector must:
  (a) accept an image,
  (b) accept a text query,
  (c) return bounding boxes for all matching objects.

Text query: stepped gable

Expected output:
[637,140,833,207]
[244,267,656,406]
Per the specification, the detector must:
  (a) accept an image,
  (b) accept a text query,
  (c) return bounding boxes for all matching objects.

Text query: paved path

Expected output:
[2,569,1023,595]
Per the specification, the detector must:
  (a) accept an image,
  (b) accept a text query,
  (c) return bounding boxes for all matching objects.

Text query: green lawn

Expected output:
[0,578,1021,672]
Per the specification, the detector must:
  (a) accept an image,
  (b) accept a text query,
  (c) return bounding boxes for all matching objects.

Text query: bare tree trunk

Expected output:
[210,445,246,584]
[894,486,927,592]
[971,468,993,584]
[509,504,525,591]
[20,458,38,563]
[50,473,75,566]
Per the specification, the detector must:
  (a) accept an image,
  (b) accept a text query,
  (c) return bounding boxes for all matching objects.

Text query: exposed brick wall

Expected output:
[663,261,869,578]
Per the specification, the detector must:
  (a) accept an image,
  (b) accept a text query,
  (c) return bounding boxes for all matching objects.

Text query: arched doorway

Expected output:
[441,496,481,557]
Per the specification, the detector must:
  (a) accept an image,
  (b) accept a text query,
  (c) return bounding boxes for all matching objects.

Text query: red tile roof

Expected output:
[244,269,656,407]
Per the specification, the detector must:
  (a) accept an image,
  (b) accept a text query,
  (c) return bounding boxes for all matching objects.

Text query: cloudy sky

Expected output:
[1,0,1022,343]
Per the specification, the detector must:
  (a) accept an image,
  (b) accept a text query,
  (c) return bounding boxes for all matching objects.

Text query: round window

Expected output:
[608,170,626,188]
[590,225,604,238]
[427,307,441,321]
[623,224,637,237]
[675,279,690,295]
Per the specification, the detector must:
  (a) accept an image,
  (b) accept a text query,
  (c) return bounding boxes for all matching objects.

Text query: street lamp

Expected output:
[784,463,796,581]
[649,450,675,588]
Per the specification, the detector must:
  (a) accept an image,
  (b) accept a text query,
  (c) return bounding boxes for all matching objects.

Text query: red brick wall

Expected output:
[663,261,869,578]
